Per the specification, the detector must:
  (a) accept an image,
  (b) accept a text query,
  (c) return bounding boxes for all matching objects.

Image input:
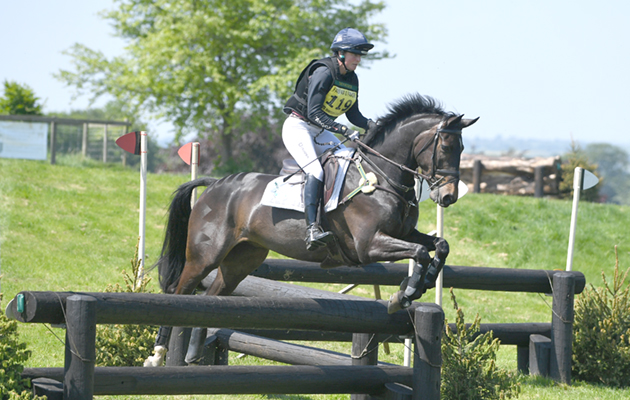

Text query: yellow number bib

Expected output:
[322,80,358,117]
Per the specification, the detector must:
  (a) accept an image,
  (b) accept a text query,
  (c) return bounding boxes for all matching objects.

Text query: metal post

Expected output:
[565,167,583,271]
[137,132,147,284]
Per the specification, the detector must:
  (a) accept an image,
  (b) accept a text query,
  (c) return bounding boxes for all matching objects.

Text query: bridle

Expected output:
[413,118,463,190]
[355,116,463,193]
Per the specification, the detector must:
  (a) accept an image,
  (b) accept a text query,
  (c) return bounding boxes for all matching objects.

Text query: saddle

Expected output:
[278,154,357,268]
[279,153,341,207]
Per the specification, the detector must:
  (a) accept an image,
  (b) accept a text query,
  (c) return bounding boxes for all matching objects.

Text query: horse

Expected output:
[145,94,478,366]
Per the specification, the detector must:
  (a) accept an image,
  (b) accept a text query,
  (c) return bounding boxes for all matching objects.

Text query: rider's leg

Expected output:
[303,173,334,250]
[282,117,340,250]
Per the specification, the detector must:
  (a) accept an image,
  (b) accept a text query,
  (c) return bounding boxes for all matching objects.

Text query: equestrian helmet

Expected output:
[330,28,374,55]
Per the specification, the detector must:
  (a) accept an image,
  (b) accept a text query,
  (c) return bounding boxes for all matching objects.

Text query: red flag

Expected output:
[116,132,141,155]
[178,142,193,165]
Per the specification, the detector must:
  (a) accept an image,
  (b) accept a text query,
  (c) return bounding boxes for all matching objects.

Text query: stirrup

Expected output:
[305,224,334,251]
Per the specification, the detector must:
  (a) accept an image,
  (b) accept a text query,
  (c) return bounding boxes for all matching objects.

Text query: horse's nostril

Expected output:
[442,194,455,206]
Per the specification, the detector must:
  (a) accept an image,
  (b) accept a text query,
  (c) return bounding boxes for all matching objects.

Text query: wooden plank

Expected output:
[10,291,415,335]
[22,365,413,396]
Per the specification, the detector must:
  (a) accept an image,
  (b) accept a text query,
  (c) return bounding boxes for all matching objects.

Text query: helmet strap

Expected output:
[338,51,348,74]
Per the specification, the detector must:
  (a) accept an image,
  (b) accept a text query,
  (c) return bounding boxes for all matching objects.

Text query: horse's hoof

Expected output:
[388,291,413,314]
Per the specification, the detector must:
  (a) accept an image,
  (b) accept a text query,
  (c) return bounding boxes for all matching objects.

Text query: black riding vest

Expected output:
[283,57,359,118]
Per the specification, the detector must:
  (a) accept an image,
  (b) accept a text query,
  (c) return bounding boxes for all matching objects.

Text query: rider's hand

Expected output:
[343,128,360,142]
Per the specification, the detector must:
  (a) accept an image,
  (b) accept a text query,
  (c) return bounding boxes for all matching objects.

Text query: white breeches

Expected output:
[282,115,345,182]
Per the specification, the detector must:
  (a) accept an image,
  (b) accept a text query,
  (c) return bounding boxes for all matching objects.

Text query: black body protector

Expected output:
[284,56,360,133]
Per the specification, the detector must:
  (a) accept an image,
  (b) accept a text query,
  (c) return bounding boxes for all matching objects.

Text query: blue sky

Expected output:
[2,0,629,148]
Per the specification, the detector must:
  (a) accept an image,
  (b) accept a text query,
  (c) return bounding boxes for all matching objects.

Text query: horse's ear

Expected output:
[460,116,480,129]
[446,114,464,127]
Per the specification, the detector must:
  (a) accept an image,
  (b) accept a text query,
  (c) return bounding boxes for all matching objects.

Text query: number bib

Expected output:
[322,80,358,118]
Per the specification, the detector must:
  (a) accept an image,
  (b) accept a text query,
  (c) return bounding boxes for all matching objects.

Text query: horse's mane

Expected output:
[362,94,453,147]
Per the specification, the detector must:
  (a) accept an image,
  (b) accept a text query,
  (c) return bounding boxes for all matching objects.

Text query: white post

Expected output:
[137,131,148,286]
[190,142,200,208]
[435,205,444,306]
[404,178,422,367]
[566,167,583,271]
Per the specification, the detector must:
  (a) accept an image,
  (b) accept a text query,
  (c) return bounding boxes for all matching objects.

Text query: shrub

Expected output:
[572,246,630,387]
[441,288,520,400]
[0,292,45,400]
[94,242,157,367]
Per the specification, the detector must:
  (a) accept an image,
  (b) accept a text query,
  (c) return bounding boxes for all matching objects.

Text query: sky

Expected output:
[2,0,629,148]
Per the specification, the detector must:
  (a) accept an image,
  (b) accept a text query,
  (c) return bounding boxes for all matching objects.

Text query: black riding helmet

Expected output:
[330,27,374,55]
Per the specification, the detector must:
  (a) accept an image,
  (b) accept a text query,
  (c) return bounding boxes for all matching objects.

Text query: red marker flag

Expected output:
[177,142,193,165]
[116,131,142,155]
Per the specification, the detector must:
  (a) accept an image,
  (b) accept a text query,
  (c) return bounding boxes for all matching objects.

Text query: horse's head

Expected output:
[414,114,478,207]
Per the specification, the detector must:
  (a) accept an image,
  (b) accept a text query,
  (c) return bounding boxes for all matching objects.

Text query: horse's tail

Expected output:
[155,177,217,293]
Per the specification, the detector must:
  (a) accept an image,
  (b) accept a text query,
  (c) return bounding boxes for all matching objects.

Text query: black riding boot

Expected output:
[304,174,334,251]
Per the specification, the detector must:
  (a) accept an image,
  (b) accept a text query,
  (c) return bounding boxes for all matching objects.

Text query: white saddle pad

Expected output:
[260,147,355,213]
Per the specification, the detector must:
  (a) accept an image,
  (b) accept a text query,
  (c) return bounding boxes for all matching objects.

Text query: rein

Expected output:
[355,117,463,192]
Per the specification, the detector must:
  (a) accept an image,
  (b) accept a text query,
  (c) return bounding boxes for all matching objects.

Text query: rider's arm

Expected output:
[306,66,348,134]
[345,99,369,130]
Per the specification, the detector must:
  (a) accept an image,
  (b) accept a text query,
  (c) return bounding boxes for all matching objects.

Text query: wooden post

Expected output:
[517,345,529,374]
[534,166,544,198]
[351,333,379,400]
[165,327,191,366]
[550,272,575,384]
[49,121,57,165]
[81,123,88,158]
[529,334,551,376]
[412,304,443,400]
[64,295,97,400]
[102,125,108,163]
[472,159,482,193]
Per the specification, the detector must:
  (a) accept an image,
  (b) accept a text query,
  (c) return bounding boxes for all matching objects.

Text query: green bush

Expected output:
[572,246,630,387]
[94,243,158,367]
[0,293,45,400]
[441,288,520,400]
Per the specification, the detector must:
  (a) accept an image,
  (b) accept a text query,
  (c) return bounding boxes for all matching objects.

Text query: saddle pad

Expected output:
[260,147,355,213]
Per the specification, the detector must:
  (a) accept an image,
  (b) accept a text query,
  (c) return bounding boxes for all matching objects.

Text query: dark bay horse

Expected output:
[147,94,478,365]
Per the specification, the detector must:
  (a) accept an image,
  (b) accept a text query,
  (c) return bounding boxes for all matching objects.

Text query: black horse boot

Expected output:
[303,174,334,251]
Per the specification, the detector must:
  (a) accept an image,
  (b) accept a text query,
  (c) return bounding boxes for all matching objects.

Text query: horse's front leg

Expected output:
[362,230,449,313]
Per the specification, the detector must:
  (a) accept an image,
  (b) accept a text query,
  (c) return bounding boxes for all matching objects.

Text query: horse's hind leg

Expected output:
[185,242,269,365]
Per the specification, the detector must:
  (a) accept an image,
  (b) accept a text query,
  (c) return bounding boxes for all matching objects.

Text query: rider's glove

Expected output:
[341,126,360,142]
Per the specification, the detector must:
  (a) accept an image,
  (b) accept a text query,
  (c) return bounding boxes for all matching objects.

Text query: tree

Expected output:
[584,143,630,205]
[56,0,389,169]
[0,80,43,115]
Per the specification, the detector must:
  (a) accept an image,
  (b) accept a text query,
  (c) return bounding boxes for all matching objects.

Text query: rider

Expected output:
[283,27,377,251]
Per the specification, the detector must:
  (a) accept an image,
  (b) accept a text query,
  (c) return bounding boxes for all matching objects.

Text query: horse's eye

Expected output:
[441,144,453,153]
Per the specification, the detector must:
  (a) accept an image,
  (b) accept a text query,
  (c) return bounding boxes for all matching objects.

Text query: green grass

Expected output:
[1,157,629,399]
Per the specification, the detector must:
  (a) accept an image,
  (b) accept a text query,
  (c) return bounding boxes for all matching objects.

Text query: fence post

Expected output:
[413,303,443,400]
[102,124,108,163]
[472,159,482,193]
[166,327,192,366]
[550,272,575,384]
[82,124,88,158]
[351,333,379,400]
[534,166,544,198]
[49,121,57,165]
[64,295,97,400]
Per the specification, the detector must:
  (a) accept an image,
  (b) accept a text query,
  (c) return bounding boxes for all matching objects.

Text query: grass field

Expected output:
[1,156,629,399]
